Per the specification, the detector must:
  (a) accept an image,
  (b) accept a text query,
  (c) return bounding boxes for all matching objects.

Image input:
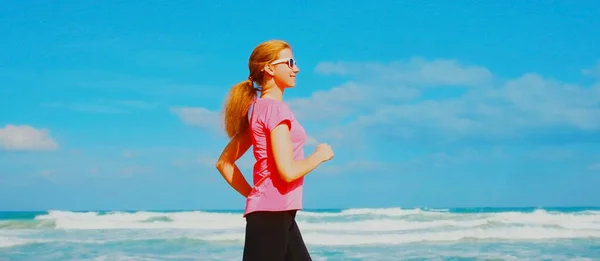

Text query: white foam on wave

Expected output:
[491,209,600,229]
[0,236,47,248]
[202,226,600,245]
[87,254,160,261]
[299,207,446,217]
[33,210,489,231]
[32,208,600,232]
[34,210,244,230]
[0,207,593,248]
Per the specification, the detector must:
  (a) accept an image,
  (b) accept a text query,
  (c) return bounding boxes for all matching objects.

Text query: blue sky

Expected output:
[1,1,600,211]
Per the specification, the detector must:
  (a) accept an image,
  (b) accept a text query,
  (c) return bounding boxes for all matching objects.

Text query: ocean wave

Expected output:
[15,208,598,231]
[1,208,599,249]
[203,226,600,245]
[0,236,47,248]
[1,225,599,249]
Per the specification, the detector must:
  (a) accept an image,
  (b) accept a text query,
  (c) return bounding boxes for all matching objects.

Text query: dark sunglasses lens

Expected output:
[289,58,295,67]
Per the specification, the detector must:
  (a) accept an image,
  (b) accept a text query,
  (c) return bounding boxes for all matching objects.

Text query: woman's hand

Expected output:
[215,130,253,198]
[315,143,334,162]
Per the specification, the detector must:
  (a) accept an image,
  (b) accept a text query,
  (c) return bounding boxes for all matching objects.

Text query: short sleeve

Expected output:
[264,103,292,132]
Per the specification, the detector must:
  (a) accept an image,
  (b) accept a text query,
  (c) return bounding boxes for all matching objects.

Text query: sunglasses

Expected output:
[270,58,297,68]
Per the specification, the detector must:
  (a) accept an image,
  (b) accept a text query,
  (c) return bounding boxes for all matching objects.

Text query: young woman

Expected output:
[215,40,334,260]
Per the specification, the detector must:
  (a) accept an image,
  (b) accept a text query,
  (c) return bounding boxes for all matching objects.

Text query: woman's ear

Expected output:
[263,64,275,76]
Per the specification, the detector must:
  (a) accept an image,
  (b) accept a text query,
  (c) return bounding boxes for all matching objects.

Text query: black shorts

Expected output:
[243,210,312,261]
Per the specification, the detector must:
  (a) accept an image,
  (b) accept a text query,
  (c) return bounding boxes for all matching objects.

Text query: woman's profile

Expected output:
[215,39,334,260]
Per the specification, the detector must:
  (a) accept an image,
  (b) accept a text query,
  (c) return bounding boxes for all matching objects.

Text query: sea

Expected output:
[0,207,599,261]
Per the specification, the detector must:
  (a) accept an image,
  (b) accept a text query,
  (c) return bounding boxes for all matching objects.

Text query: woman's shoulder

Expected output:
[254,97,292,112]
[252,98,294,127]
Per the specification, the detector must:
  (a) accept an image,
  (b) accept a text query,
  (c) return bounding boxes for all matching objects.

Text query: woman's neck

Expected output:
[260,83,284,101]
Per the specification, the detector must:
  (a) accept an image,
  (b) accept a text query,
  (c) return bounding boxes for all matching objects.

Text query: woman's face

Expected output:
[269,48,300,88]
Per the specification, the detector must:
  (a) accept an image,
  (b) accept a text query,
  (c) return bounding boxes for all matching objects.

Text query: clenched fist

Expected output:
[315,143,334,162]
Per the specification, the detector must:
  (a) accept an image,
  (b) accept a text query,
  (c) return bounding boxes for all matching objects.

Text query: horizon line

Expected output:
[2,205,600,213]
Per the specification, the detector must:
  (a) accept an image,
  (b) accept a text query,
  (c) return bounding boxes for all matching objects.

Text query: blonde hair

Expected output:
[222,39,291,138]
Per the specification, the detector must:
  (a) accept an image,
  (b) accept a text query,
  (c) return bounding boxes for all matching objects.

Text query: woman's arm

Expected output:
[270,123,332,182]
[215,130,253,198]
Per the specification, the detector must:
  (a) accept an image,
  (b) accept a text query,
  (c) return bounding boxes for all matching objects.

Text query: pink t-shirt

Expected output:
[244,97,307,216]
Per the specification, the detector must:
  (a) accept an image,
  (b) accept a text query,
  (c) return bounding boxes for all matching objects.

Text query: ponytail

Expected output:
[223,79,257,138]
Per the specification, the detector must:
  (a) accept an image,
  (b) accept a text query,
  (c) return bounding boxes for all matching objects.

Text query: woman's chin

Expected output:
[286,80,297,88]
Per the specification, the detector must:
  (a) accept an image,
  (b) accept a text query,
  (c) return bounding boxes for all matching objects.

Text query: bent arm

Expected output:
[215,130,253,198]
[270,123,323,182]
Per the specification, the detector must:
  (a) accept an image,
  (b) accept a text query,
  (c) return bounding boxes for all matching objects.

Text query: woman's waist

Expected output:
[246,183,304,204]
[250,173,304,194]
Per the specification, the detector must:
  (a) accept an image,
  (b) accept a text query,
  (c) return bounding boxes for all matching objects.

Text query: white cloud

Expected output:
[305,135,319,146]
[582,61,600,78]
[170,106,222,134]
[288,81,420,121]
[314,57,493,87]
[304,58,600,144]
[0,125,59,151]
[354,73,600,138]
